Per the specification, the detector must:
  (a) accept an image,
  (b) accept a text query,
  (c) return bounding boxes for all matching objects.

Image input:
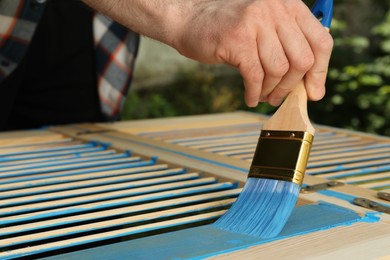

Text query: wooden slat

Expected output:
[0,160,158,192]
[0,157,141,178]
[0,153,128,172]
[0,146,107,161]
[0,210,226,259]
[1,189,241,236]
[1,171,195,206]
[1,182,235,224]
[1,199,235,249]
[0,130,65,147]
[0,149,115,166]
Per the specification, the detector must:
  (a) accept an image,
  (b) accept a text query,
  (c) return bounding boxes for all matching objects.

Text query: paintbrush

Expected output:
[214,0,333,238]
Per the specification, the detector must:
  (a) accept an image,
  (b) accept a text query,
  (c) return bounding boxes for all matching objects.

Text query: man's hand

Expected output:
[83,0,333,107]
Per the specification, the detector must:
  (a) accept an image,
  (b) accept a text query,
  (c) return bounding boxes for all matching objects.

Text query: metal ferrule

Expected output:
[248,130,314,186]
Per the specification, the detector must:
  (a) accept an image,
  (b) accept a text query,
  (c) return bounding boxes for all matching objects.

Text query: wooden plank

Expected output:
[0,146,107,161]
[0,160,158,192]
[212,222,390,260]
[1,182,236,224]
[0,153,128,172]
[1,189,241,236]
[1,199,234,249]
[0,149,115,166]
[0,129,65,146]
[1,171,195,206]
[96,111,264,135]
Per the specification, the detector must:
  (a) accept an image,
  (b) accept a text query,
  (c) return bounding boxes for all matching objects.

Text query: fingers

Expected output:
[239,50,265,107]
[267,16,314,106]
[296,3,334,101]
[257,26,289,100]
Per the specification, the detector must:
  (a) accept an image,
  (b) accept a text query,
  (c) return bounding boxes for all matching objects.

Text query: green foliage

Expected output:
[308,10,390,136]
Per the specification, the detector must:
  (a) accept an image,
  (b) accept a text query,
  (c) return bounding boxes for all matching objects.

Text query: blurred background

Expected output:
[122,0,390,136]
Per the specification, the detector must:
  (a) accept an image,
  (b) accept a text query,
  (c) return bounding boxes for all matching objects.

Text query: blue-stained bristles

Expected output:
[213,178,300,238]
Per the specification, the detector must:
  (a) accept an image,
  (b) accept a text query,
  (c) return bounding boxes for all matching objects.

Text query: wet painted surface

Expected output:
[45,202,376,260]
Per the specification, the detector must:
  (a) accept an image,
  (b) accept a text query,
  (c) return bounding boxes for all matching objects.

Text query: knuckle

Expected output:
[317,33,334,53]
[246,64,265,83]
[294,51,314,72]
[270,59,289,77]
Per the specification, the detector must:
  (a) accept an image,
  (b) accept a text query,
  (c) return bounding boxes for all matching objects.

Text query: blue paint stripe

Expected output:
[0,158,141,179]
[1,182,234,224]
[2,189,240,237]
[0,153,129,172]
[370,184,390,190]
[0,138,74,149]
[0,165,172,199]
[308,162,390,175]
[308,154,390,168]
[310,143,390,157]
[346,177,390,185]
[0,147,106,162]
[0,143,96,156]
[101,133,249,173]
[322,165,390,179]
[0,169,191,207]
[0,149,115,166]
[0,160,153,187]
[2,213,220,259]
[4,203,231,248]
[318,189,390,206]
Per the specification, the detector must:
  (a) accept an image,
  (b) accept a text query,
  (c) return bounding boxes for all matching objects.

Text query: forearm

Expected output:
[81,0,190,47]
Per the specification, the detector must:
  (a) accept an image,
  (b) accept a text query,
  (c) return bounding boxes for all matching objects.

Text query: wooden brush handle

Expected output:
[262,80,315,135]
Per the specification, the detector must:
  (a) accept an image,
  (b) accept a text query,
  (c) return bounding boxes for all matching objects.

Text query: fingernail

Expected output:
[246,100,258,107]
[312,86,326,101]
[270,98,283,106]
[259,96,267,102]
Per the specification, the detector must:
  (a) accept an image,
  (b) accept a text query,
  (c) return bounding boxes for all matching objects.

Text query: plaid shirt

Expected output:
[0,0,139,120]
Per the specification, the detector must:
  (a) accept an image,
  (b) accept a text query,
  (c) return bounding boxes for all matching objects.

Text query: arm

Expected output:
[82,0,333,107]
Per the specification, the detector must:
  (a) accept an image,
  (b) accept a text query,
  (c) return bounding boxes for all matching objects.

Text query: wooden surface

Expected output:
[1,113,389,259]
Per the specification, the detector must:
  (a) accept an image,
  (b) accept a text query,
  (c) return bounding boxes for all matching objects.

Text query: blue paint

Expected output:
[0,153,129,173]
[0,138,74,149]
[101,133,249,173]
[1,182,235,224]
[0,143,95,157]
[0,147,106,162]
[325,165,390,179]
[214,178,300,238]
[3,189,240,237]
[42,203,373,260]
[0,157,142,179]
[0,168,187,203]
[308,154,390,168]
[309,162,390,177]
[310,143,390,157]
[0,165,171,200]
[318,189,390,207]
[0,149,115,166]
[0,159,153,187]
[89,140,112,149]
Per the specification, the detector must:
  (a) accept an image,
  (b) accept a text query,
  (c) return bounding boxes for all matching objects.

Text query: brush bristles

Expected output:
[213,178,300,238]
